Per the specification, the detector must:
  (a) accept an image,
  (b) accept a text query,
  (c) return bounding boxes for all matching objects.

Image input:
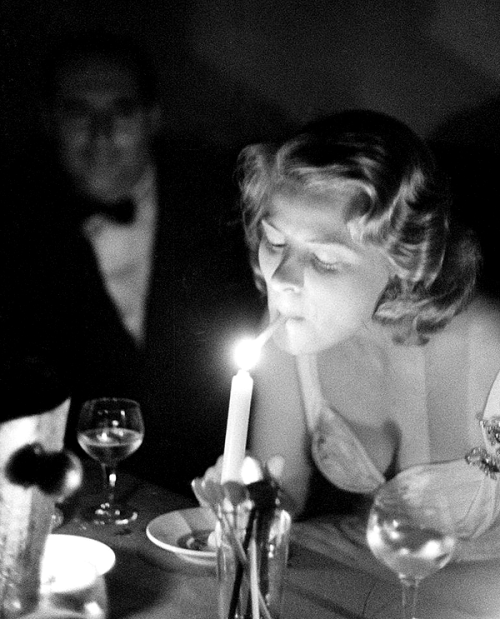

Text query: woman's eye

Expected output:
[261,224,285,251]
[312,255,344,272]
[262,235,285,252]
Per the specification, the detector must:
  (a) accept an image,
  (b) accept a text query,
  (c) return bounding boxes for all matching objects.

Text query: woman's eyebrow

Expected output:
[262,219,278,229]
[263,220,358,257]
[261,220,284,236]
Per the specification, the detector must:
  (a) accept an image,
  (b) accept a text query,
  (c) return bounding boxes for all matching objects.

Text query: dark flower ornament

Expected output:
[465,446,500,479]
[481,416,500,447]
[465,415,500,479]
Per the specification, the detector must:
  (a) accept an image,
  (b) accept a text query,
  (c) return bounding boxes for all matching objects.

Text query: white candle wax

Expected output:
[221,317,284,484]
[221,368,254,483]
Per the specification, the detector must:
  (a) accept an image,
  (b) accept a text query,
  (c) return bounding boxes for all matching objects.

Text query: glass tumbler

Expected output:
[0,398,71,618]
[216,505,291,619]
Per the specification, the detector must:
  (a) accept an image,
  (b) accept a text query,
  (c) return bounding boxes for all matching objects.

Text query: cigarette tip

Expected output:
[255,314,286,348]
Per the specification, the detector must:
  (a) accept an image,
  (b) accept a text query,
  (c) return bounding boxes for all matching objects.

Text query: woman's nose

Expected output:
[270,249,304,292]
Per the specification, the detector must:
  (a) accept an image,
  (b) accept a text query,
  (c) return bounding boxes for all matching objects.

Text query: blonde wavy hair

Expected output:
[238,110,480,345]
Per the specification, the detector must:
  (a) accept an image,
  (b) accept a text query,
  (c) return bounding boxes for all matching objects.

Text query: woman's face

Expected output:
[258,188,392,355]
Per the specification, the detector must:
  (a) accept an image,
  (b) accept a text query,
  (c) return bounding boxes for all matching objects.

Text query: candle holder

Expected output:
[216,503,290,619]
[193,453,291,619]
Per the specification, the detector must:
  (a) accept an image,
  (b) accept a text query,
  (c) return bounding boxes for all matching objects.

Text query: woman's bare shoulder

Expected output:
[466,292,500,342]
[459,292,500,394]
[427,292,500,382]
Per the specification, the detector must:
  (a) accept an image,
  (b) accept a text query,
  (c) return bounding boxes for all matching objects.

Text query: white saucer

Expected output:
[146,507,217,566]
[42,534,116,582]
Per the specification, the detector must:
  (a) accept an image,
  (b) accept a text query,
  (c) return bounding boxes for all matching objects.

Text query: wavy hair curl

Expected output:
[237,110,480,345]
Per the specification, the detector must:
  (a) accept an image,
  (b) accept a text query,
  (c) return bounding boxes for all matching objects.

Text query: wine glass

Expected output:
[77,397,144,525]
[366,479,456,619]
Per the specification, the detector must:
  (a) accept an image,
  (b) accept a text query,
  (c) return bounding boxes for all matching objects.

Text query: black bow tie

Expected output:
[76,198,136,225]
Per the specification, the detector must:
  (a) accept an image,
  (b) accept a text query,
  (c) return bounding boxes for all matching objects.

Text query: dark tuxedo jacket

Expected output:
[3,140,263,495]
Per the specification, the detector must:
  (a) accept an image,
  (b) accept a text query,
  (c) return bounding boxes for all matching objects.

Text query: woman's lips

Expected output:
[280,313,305,321]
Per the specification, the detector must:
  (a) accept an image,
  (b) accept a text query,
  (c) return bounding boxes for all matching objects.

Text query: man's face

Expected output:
[52,56,156,203]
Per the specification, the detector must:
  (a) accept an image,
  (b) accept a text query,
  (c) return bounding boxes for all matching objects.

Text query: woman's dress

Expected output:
[296,354,500,561]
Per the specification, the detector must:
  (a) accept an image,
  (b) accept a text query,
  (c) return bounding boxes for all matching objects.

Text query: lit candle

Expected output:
[221,341,256,483]
[221,316,285,483]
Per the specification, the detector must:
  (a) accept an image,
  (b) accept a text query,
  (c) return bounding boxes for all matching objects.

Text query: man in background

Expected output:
[4,32,262,495]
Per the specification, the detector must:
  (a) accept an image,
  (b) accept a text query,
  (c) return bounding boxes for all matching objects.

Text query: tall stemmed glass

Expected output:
[77,397,144,525]
[366,479,456,619]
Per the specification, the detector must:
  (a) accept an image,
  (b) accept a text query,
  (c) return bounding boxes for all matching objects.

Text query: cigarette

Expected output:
[254,315,286,348]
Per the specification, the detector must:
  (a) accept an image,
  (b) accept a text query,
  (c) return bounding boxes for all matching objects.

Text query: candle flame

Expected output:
[234,315,286,371]
[234,338,260,371]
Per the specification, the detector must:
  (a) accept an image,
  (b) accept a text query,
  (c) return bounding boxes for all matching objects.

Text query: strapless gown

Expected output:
[296,354,500,561]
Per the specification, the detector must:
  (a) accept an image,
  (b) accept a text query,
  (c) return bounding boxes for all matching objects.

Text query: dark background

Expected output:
[3,0,500,287]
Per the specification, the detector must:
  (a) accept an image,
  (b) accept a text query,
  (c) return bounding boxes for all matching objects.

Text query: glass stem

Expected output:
[400,576,419,619]
[101,464,117,508]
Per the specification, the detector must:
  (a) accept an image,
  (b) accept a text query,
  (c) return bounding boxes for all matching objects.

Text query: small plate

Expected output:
[146,507,217,566]
[43,534,116,579]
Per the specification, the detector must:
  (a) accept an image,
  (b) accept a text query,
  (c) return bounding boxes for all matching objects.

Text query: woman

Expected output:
[239,110,500,560]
